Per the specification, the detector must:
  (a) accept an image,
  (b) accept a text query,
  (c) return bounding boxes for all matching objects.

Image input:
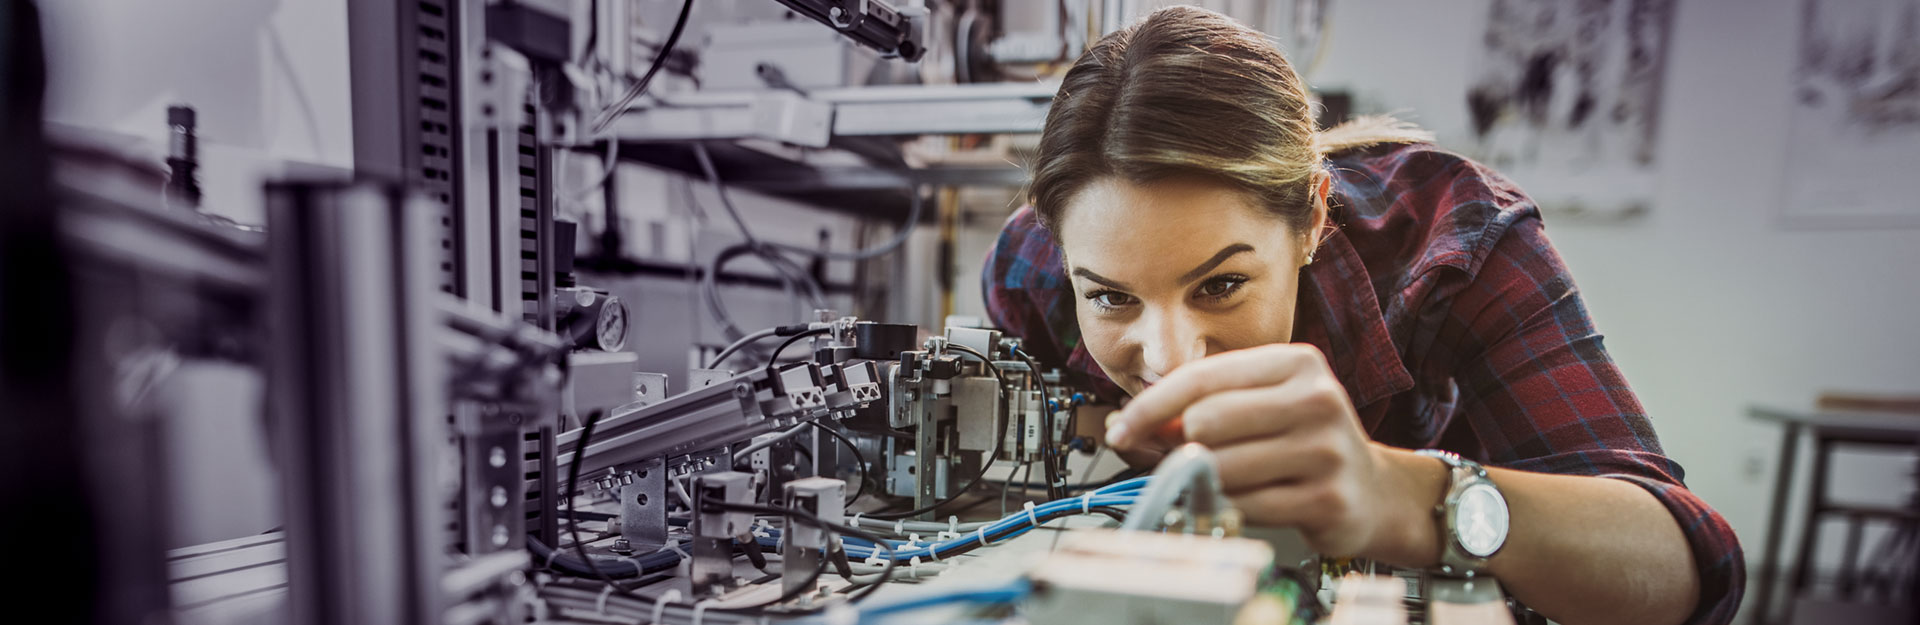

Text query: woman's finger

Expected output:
[1209,432,1342,493]
[1179,378,1321,447]
[1108,344,1322,448]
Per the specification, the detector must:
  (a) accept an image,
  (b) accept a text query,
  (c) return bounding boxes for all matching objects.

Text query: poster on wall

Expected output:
[1781,0,1920,228]
[1461,0,1676,218]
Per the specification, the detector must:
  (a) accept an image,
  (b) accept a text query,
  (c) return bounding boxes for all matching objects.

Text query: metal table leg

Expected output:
[1788,434,1834,613]
[1754,421,1801,625]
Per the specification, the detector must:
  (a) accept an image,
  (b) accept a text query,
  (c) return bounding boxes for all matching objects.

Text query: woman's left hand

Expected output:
[1105,343,1417,558]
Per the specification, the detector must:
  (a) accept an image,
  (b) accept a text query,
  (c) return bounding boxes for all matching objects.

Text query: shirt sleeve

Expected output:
[980,206,1069,363]
[1436,216,1744,625]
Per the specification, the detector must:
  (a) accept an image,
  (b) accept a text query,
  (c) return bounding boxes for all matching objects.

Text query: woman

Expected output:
[983,7,1740,625]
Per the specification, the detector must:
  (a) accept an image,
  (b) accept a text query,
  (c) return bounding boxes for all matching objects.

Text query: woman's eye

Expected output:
[1196,275,1247,300]
[1087,291,1136,309]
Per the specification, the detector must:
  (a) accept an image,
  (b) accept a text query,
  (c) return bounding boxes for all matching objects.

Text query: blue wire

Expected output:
[852,577,1033,623]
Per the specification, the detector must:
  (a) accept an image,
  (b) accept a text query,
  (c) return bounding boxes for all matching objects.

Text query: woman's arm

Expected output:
[1371,447,1698,625]
[1107,347,1705,625]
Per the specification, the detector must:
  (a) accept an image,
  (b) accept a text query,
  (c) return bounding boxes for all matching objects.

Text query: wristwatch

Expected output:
[1415,449,1509,576]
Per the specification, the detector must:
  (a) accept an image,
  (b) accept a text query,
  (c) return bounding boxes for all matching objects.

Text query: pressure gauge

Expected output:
[555,287,629,352]
[594,295,628,352]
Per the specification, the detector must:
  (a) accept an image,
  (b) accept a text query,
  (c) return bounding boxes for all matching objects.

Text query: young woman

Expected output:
[982,7,1741,625]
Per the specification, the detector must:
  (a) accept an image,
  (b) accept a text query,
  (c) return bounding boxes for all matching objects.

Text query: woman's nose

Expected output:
[1138,312,1209,381]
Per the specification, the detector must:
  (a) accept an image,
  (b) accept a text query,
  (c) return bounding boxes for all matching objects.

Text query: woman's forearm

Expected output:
[1368,447,1700,625]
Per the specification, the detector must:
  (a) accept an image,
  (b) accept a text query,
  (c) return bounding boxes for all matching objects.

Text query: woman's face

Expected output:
[1056,176,1317,397]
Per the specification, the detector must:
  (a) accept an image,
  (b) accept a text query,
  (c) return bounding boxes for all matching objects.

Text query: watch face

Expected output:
[1453,482,1509,557]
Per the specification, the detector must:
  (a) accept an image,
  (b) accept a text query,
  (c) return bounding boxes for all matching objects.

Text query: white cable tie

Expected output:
[944,515,961,540]
[595,584,616,615]
[651,589,682,625]
[692,599,719,625]
[905,533,921,549]
[862,551,888,567]
[665,538,689,560]
[543,544,566,570]
[976,525,992,546]
[893,519,904,535]
[850,512,863,528]
[1081,491,1095,514]
[909,556,922,579]
[927,541,941,563]
[1024,501,1040,527]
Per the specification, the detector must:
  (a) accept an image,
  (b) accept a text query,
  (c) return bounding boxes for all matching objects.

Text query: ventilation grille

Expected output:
[417,0,459,294]
[517,103,542,326]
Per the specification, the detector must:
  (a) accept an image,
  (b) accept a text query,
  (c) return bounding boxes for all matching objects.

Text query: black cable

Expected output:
[530,535,679,579]
[943,343,1006,387]
[829,547,856,581]
[762,328,829,375]
[1086,507,1127,525]
[808,421,872,504]
[741,536,769,571]
[565,410,625,586]
[590,0,694,134]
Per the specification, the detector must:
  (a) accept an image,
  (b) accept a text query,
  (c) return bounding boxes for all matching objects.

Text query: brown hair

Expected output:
[1029,6,1431,237]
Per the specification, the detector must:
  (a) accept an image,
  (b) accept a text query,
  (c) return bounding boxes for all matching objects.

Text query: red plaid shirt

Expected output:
[982,142,1742,624]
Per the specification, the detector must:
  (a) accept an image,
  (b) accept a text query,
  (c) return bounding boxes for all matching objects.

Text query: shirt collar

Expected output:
[1293,212,1415,430]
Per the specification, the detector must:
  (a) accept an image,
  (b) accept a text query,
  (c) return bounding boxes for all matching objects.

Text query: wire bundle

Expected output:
[763,477,1148,562]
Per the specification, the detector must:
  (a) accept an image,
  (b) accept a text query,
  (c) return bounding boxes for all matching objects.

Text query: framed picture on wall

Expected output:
[1779,0,1920,229]
[1460,0,1677,219]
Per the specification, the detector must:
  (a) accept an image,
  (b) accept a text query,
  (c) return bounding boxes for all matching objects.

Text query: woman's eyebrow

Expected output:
[1071,267,1129,290]
[1176,243,1255,284]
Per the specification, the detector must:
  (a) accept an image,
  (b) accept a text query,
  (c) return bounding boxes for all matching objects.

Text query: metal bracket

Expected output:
[618,458,668,552]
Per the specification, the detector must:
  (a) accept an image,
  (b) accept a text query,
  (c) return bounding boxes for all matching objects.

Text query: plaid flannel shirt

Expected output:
[982,142,1743,625]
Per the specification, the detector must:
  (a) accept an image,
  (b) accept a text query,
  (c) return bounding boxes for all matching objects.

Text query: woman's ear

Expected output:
[1305,171,1333,265]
